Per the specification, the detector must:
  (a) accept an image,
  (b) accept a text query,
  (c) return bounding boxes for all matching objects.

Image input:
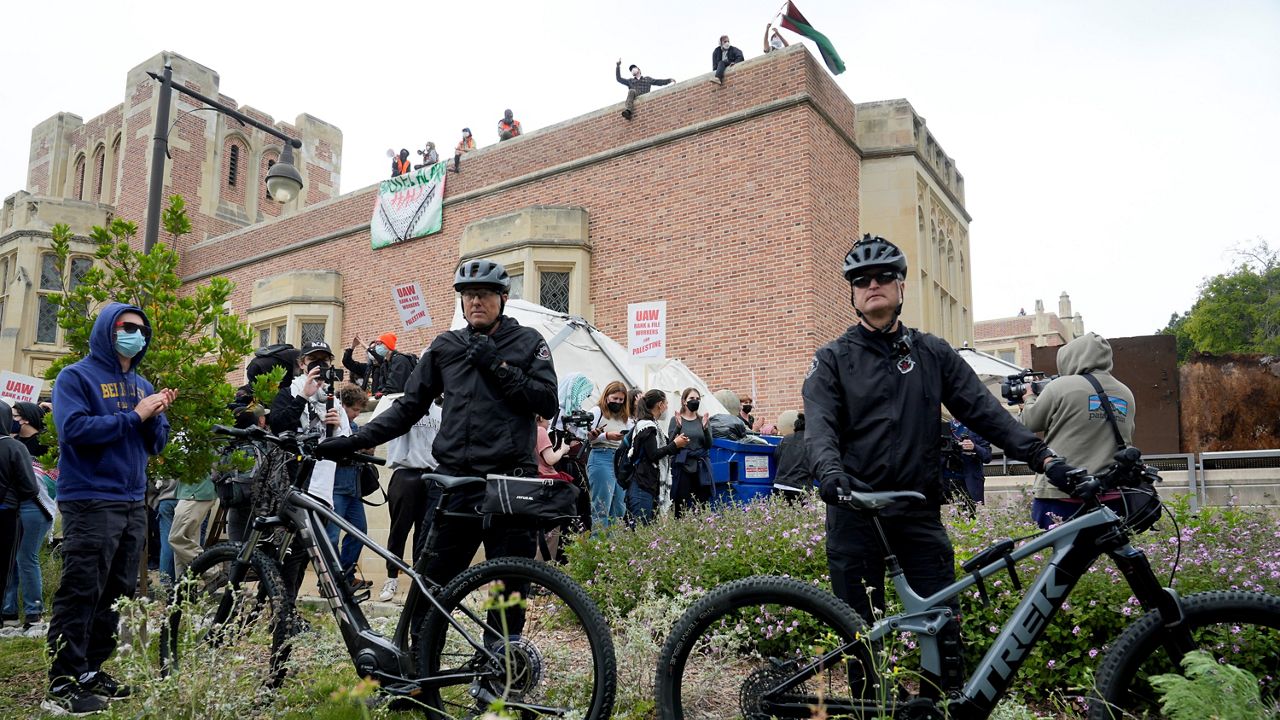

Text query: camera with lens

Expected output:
[560,410,594,429]
[939,420,965,473]
[1000,370,1056,405]
[307,359,345,387]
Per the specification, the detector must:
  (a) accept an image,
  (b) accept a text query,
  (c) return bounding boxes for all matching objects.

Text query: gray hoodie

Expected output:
[1021,333,1136,499]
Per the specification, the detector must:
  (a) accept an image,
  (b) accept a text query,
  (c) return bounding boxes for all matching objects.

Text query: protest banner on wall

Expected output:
[370,161,447,249]
[628,301,667,359]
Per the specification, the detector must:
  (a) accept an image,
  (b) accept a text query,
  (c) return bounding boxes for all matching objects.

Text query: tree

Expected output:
[1160,240,1279,361]
[42,195,254,488]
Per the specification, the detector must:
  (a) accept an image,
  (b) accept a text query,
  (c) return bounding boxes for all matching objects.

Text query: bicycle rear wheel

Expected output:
[1089,590,1280,719]
[414,557,617,720]
[165,541,294,688]
[656,575,877,720]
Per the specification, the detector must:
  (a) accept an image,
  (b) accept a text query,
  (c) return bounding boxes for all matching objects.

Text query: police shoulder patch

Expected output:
[535,340,552,361]
[804,356,819,379]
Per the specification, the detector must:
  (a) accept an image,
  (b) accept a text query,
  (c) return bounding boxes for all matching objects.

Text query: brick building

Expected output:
[974,293,1084,369]
[2,45,974,422]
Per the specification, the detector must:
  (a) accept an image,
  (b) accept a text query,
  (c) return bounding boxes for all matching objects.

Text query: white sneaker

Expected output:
[378,578,398,602]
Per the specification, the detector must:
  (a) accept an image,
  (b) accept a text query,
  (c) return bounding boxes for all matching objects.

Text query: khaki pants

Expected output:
[168,498,217,580]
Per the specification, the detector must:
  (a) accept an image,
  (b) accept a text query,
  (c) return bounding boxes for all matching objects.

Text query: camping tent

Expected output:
[449,299,728,417]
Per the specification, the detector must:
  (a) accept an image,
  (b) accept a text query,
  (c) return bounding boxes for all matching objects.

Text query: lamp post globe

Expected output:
[264,142,304,204]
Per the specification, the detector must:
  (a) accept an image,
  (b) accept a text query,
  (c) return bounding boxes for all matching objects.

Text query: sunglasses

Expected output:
[115,320,152,338]
[851,271,903,289]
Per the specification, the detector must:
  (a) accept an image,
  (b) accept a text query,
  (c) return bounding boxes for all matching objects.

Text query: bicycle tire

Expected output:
[656,575,875,720]
[166,541,294,687]
[414,557,617,720]
[1089,590,1280,719]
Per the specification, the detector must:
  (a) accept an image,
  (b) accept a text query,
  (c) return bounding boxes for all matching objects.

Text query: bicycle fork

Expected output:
[1109,543,1192,657]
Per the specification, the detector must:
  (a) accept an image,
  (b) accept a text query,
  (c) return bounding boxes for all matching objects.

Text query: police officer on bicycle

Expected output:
[802,234,1081,692]
[316,260,558,588]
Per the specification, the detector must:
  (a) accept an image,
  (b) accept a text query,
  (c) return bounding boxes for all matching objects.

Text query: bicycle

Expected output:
[655,450,1280,719]
[165,424,617,719]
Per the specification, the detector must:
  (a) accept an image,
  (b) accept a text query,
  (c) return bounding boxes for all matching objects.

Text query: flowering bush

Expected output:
[563,490,1280,706]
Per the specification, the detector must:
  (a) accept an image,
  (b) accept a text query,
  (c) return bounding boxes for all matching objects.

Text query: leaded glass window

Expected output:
[539,271,570,314]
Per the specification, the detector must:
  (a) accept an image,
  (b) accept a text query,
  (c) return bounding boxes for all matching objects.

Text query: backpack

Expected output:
[213,440,264,509]
[612,427,640,489]
[245,344,299,390]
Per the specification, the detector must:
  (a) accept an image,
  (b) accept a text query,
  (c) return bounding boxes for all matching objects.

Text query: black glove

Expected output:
[315,435,357,461]
[819,473,873,504]
[1045,460,1085,495]
[465,334,501,372]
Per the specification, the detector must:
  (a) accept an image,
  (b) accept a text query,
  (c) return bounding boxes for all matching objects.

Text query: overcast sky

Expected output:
[3,0,1277,338]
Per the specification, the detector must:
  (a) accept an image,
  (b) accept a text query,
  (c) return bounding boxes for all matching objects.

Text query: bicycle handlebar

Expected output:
[1072,447,1153,502]
[211,424,386,465]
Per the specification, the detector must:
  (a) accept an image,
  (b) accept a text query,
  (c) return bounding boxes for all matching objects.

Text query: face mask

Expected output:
[722,42,730,49]
[687,400,701,412]
[115,330,146,358]
[373,344,388,358]
[742,404,753,414]
[606,401,624,413]
[10,420,19,435]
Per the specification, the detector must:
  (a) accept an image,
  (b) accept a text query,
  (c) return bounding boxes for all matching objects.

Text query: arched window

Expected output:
[73,154,86,200]
[228,145,240,187]
[107,134,122,202]
[92,145,106,201]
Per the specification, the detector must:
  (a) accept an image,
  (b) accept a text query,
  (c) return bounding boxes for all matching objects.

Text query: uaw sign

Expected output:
[628,301,667,359]
[393,282,433,330]
[0,371,43,404]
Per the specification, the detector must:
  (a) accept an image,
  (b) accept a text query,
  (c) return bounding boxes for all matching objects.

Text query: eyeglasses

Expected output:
[461,289,500,302]
[115,320,152,338]
[851,271,903,289]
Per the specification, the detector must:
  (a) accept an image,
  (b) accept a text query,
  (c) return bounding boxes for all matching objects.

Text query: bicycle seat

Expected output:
[422,473,487,491]
[842,490,926,511]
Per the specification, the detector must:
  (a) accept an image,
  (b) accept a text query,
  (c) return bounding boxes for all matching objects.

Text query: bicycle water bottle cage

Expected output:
[842,490,926,511]
[961,538,1021,607]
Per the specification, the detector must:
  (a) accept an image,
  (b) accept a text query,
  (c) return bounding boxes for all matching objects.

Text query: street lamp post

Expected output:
[143,61,304,253]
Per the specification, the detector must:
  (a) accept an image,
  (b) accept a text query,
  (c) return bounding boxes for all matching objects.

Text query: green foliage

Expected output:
[252,365,288,408]
[1150,650,1271,720]
[1162,240,1280,360]
[43,195,254,487]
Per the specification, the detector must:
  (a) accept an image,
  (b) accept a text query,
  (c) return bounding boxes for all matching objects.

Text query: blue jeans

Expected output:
[1031,498,1085,529]
[4,501,53,617]
[326,467,367,578]
[626,485,656,526]
[156,498,177,584]
[587,450,626,530]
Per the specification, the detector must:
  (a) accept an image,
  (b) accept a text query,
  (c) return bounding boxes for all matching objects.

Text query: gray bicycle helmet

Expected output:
[453,259,512,292]
[843,234,907,281]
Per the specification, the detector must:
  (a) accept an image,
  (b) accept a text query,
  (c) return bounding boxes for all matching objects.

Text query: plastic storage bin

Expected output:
[708,437,777,504]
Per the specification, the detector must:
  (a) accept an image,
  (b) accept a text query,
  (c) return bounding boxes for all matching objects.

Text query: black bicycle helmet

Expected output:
[453,259,512,292]
[842,234,907,281]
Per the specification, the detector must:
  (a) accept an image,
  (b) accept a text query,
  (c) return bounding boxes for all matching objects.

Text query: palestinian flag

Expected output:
[780,1,846,75]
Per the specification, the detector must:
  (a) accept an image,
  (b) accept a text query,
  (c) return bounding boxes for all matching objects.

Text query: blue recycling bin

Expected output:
[708,437,778,505]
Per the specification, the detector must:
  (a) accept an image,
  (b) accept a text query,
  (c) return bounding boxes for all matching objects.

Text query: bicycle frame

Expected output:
[767,505,1186,719]
[229,461,507,694]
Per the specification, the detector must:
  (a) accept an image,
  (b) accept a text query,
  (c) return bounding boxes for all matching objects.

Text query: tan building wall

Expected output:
[856,99,972,346]
[974,293,1085,368]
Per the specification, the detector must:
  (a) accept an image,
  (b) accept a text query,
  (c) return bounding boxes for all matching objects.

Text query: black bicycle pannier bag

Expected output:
[482,475,581,526]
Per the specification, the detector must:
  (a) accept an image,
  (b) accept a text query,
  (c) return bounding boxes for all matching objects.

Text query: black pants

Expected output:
[386,468,437,578]
[47,500,146,687]
[670,464,711,516]
[715,60,735,81]
[827,507,964,692]
[0,507,19,607]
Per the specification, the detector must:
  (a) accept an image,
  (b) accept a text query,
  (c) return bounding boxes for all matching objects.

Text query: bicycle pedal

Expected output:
[352,589,371,604]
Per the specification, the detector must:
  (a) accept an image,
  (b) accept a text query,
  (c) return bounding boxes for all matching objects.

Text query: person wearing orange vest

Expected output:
[391,149,411,177]
[497,110,522,141]
[453,128,475,173]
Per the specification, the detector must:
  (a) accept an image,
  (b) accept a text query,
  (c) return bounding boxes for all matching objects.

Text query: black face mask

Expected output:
[606,401,624,413]
[686,400,700,412]
[741,404,753,415]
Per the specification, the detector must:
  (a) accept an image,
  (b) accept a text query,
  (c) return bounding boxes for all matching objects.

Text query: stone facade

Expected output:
[974,293,1085,368]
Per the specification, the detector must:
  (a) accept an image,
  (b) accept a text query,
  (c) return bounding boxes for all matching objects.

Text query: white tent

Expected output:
[955,346,1026,405]
[450,299,728,417]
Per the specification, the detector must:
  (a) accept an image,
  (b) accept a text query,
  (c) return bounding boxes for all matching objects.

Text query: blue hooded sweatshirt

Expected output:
[51,302,170,502]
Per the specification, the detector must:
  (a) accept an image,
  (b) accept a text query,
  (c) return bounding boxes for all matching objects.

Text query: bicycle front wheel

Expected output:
[166,541,293,687]
[656,575,877,720]
[414,557,617,720]
[1089,590,1280,719]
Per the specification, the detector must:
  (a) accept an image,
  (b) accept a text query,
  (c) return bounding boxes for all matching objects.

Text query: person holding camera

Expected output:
[941,417,992,504]
[803,234,1075,696]
[317,260,558,593]
[1019,333,1136,529]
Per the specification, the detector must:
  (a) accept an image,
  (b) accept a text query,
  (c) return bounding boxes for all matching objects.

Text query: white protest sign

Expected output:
[0,371,43,404]
[392,282,433,330]
[628,300,667,359]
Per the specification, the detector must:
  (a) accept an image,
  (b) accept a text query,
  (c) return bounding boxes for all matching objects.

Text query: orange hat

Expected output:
[378,332,398,351]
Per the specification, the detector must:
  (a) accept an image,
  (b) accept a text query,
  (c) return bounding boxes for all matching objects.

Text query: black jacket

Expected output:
[1,437,39,509]
[774,429,812,491]
[343,348,416,395]
[712,45,745,69]
[632,422,680,496]
[352,316,558,477]
[803,324,1052,507]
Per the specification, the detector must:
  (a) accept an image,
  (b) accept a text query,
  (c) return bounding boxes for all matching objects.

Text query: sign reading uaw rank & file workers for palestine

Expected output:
[0,370,43,404]
[370,161,447,249]
[628,301,667,359]
[392,282,433,330]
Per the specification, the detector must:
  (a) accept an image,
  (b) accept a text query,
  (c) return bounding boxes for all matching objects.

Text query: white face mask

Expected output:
[722,41,730,50]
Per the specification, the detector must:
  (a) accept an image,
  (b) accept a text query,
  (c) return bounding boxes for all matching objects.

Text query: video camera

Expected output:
[560,410,595,429]
[307,358,344,387]
[1001,370,1056,405]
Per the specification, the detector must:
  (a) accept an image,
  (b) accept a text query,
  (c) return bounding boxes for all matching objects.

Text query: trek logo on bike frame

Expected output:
[970,565,1071,703]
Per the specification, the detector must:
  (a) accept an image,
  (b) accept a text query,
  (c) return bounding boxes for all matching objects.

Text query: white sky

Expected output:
[3,0,1277,338]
